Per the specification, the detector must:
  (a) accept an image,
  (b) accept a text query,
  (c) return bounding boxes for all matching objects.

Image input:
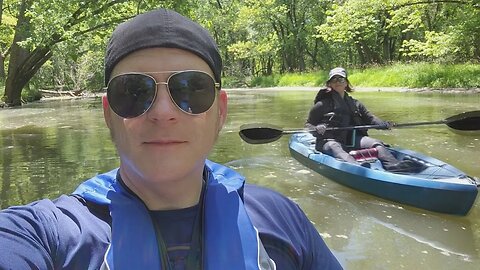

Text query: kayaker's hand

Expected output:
[380,121,394,130]
[315,124,327,135]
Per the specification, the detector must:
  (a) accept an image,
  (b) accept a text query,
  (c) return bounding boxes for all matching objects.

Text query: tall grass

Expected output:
[247,63,480,89]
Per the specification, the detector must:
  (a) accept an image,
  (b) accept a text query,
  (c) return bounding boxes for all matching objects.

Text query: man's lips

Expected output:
[143,139,187,145]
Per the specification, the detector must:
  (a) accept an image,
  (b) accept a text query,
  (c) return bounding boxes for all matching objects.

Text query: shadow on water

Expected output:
[0,99,117,208]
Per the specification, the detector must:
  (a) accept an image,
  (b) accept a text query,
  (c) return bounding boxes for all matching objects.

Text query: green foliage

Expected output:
[401,31,455,59]
[250,74,281,87]
[277,72,323,87]
[224,0,281,76]
[348,63,480,88]
[222,76,241,88]
[0,12,17,48]
[1,0,479,104]
[20,85,42,102]
[250,63,480,89]
[399,6,480,63]
[315,0,479,65]
[317,0,384,44]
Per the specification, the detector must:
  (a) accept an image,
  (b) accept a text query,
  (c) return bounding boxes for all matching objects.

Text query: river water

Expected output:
[1,89,479,269]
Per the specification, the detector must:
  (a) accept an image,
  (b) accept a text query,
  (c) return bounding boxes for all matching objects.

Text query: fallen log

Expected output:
[39,89,84,97]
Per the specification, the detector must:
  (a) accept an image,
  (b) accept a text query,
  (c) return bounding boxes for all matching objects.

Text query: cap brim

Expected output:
[328,73,346,80]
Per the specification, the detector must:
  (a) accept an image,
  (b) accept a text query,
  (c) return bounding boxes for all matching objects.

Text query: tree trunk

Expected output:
[474,34,480,61]
[0,0,5,80]
[4,47,29,106]
[3,0,54,106]
[355,43,366,66]
[359,40,383,64]
[0,55,5,79]
[3,0,32,106]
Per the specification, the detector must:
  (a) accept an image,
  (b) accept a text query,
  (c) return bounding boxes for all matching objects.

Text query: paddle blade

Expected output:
[239,123,283,144]
[446,110,480,131]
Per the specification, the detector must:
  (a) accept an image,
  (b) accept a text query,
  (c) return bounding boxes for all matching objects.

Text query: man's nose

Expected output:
[145,83,180,121]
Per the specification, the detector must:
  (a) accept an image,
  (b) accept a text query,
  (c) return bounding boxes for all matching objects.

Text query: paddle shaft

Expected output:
[335,119,449,130]
[239,110,480,144]
[281,120,447,134]
[393,120,446,127]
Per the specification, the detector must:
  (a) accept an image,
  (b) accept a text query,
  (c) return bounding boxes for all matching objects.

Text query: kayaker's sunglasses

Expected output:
[330,76,346,83]
[105,70,220,118]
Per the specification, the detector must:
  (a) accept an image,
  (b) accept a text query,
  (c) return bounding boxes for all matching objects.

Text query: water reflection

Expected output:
[0,90,479,269]
[0,99,118,208]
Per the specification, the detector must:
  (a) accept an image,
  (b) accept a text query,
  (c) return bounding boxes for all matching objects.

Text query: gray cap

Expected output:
[104,9,222,86]
[328,67,347,81]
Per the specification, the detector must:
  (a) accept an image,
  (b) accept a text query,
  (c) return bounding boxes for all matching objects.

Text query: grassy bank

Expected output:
[240,63,480,89]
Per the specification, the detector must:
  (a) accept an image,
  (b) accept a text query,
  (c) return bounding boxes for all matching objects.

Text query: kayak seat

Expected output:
[348,148,378,162]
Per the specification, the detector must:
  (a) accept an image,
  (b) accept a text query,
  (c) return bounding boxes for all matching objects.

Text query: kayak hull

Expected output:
[289,133,479,215]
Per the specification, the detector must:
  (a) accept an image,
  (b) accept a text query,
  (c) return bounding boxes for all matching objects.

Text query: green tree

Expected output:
[2,0,135,106]
[226,0,279,77]
[399,1,480,62]
[315,0,479,66]
[224,0,331,76]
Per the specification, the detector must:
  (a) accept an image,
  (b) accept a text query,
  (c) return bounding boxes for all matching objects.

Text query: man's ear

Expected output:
[102,95,112,129]
[217,90,228,131]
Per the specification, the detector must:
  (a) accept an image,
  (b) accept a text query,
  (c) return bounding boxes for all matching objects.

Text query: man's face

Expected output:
[103,47,227,185]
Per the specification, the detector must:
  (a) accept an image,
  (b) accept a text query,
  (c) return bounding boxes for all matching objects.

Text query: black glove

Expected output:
[380,121,394,130]
[315,124,327,135]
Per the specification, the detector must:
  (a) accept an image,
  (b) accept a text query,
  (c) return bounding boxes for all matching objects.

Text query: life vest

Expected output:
[315,89,364,127]
[314,89,368,146]
[73,160,275,270]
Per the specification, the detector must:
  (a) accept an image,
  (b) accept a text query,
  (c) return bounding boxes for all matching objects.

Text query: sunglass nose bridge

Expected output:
[153,81,169,88]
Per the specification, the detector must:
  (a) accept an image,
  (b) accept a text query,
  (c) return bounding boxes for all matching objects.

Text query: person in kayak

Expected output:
[0,8,342,270]
[306,67,421,172]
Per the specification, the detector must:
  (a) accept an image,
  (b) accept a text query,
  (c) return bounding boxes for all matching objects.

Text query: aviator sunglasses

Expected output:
[105,70,220,118]
[329,76,346,83]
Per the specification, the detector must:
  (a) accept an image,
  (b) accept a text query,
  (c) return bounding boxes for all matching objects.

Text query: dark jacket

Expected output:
[306,88,385,149]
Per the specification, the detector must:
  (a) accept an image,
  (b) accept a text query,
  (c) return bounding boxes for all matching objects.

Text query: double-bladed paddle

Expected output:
[239,110,480,144]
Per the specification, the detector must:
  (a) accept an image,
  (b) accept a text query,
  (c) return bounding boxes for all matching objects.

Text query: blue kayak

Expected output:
[289,133,479,215]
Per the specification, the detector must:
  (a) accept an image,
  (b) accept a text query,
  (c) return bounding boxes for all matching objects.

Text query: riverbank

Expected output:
[225,86,480,94]
[1,86,478,108]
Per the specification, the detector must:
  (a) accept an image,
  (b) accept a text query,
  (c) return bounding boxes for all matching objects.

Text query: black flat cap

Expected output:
[104,9,222,86]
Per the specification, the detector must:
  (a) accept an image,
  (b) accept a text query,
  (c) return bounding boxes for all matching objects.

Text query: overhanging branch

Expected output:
[394,0,477,9]
[54,16,135,44]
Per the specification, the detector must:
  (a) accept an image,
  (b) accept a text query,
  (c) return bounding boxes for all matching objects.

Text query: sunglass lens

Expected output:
[107,74,156,118]
[168,71,216,114]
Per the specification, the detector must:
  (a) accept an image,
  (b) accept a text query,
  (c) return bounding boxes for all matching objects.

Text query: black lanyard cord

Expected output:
[150,213,174,270]
[149,183,205,270]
